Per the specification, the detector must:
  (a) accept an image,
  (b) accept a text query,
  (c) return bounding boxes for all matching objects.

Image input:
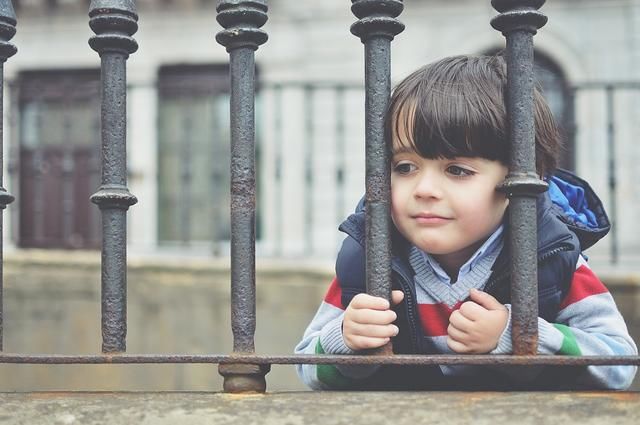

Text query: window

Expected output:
[533,53,574,170]
[16,70,101,249]
[157,65,232,252]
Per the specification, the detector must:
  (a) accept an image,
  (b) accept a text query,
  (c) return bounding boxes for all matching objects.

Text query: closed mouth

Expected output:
[412,213,450,220]
[411,214,452,224]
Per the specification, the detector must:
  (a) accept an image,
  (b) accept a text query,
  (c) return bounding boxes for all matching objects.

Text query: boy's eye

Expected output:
[394,163,416,174]
[446,165,475,177]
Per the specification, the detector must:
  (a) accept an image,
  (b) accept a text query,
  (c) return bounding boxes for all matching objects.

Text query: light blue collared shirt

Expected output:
[421,224,504,285]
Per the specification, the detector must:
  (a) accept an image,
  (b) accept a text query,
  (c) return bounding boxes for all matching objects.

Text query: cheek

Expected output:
[390,185,410,229]
[390,193,403,224]
[485,195,509,225]
[390,183,404,212]
[461,192,507,228]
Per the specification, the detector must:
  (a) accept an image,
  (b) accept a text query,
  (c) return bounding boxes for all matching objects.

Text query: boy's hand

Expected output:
[343,290,404,351]
[447,288,509,354]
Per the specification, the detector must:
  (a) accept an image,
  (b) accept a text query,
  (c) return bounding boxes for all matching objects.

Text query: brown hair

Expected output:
[385,54,562,176]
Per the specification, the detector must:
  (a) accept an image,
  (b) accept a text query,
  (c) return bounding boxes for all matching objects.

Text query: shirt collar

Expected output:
[421,224,504,285]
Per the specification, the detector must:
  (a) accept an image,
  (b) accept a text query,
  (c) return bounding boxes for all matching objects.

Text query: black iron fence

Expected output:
[0,0,639,393]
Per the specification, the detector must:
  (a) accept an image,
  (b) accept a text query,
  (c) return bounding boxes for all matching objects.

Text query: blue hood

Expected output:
[547,169,610,250]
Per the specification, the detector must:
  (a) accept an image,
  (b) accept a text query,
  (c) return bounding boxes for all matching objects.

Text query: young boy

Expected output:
[295,54,638,390]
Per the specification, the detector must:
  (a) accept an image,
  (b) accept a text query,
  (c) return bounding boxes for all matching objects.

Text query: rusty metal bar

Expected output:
[216,0,270,393]
[88,0,139,353]
[0,353,638,366]
[0,0,16,352]
[491,0,549,356]
[605,86,618,264]
[350,0,404,354]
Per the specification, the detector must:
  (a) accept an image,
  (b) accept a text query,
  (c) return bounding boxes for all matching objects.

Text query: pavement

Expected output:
[1,391,639,425]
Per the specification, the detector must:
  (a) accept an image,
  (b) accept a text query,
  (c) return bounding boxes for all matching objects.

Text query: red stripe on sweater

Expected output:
[559,264,609,310]
[323,277,344,309]
[418,302,462,337]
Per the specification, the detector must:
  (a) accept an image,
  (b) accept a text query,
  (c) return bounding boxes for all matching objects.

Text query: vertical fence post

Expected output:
[350,0,404,354]
[88,0,139,353]
[491,0,548,355]
[0,0,16,352]
[216,0,270,393]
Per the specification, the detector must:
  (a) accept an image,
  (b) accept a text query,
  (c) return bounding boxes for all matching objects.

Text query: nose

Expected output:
[414,169,443,200]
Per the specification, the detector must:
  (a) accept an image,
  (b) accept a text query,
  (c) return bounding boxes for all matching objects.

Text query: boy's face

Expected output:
[391,140,509,267]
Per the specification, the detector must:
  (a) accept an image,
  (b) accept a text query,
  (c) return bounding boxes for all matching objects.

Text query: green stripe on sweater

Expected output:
[315,340,351,388]
[554,324,582,356]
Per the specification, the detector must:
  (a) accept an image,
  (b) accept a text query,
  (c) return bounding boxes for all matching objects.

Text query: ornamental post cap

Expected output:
[89,0,137,15]
[215,0,268,51]
[491,0,546,12]
[350,0,405,41]
[351,0,404,19]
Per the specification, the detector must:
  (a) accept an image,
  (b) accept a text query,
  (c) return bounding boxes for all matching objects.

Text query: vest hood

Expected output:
[547,169,610,250]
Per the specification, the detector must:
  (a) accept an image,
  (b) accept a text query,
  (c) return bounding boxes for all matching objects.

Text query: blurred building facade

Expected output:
[3,0,640,264]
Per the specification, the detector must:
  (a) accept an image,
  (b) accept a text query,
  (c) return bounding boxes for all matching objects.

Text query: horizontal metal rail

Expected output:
[0,354,638,366]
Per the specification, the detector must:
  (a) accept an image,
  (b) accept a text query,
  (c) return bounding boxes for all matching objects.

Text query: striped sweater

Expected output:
[295,254,638,390]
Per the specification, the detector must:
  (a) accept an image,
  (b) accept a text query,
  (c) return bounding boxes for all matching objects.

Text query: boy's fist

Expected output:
[342,290,404,351]
[446,288,509,354]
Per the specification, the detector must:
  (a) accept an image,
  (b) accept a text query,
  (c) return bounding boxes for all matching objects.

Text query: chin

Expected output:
[413,241,452,255]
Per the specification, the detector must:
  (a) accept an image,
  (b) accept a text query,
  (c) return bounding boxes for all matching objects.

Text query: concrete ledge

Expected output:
[1,391,639,424]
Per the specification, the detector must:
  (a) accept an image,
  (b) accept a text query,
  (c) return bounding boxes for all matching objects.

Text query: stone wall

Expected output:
[1,251,638,391]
